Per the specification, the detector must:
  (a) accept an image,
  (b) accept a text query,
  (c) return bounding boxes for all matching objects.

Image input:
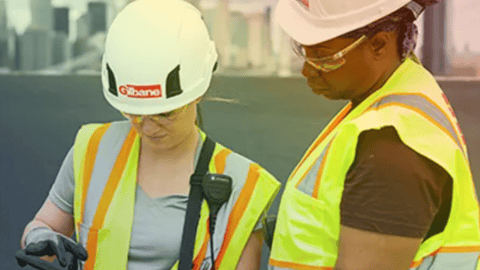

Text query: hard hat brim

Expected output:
[274,0,409,46]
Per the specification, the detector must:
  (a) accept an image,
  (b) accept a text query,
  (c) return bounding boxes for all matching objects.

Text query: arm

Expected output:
[236,230,265,270]
[334,225,422,270]
[21,146,76,248]
[335,127,452,270]
[21,199,75,248]
[19,146,77,265]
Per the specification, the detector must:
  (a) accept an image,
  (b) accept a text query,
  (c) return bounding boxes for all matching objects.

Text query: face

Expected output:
[301,37,378,101]
[128,99,200,151]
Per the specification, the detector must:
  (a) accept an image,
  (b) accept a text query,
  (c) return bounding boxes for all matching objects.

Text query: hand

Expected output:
[15,228,88,270]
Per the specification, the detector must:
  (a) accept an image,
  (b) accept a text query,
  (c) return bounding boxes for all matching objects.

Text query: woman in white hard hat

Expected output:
[15,0,280,269]
[269,0,480,270]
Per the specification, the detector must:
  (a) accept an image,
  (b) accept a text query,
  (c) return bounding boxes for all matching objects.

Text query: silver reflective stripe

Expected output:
[270,252,480,270]
[296,141,332,197]
[411,251,480,270]
[79,121,131,246]
[414,256,434,270]
[373,95,464,154]
[268,266,294,270]
[271,252,480,270]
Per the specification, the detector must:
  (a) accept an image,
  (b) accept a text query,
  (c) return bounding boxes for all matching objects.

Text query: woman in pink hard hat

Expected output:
[269,0,480,269]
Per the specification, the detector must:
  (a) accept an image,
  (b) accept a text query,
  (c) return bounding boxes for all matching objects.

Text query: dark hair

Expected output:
[340,0,443,61]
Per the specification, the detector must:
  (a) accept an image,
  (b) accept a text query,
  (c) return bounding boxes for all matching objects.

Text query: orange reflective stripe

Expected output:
[80,123,111,226]
[215,149,232,174]
[438,245,480,253]
[214,163,261,268]
[85,229,99,269]
[192,219,211,270]
[292,103,351,178]
[409,258,424,268]
[312,142,333,199]
[269,258,333,270]
[83,128,137,270]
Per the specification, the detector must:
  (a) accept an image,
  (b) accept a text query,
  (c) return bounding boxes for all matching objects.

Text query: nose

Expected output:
[140,118,163,135]
[301,61,320,78]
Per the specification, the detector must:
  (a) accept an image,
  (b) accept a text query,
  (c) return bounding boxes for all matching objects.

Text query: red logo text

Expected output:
[119,84,162,98]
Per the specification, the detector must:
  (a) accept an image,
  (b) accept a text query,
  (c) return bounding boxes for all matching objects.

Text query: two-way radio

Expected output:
[202,173,233,270]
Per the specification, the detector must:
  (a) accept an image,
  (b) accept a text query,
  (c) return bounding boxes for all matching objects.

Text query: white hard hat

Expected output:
[274,0,423,45]
[102,0,218,115]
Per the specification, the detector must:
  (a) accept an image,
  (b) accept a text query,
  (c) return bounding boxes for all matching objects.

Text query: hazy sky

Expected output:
[4,0,480,53]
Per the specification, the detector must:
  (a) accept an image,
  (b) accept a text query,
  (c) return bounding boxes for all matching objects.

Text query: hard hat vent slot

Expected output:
[166,65,183,98]
[107,64,118,96]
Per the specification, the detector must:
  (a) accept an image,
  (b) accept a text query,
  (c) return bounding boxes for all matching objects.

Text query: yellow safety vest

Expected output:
[269,58,480,270]
[72,122,280,269]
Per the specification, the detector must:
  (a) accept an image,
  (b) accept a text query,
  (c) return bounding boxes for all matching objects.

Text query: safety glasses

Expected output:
[291,35,367,73]
[122,104,189,125]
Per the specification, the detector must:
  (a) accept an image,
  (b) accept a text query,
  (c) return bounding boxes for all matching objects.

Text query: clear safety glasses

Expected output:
[122,104,189,125]
[291,35,368,73]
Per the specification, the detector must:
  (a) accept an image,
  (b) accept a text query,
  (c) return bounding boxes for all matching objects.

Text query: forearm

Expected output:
[235,230,264,270]
[21,220,53,248]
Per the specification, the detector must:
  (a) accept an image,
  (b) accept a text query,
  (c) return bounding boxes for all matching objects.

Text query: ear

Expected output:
[368,31,394,60]
[194,96,203,103]
[192,96,203,108]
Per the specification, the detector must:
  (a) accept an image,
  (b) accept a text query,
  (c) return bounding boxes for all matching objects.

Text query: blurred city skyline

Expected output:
[4,0,117,39]
[4,0,480,53]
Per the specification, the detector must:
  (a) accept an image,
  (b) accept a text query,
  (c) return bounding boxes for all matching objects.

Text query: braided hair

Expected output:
[340,0,443,61]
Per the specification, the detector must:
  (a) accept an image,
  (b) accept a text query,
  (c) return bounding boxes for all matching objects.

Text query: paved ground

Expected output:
[1,74,478,270]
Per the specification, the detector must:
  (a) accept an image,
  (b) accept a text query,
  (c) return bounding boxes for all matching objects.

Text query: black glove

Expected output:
[15,227,88,270]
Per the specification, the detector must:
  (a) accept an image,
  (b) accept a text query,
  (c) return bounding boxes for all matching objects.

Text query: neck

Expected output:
[140,127,199,162]
[351,59,402,109]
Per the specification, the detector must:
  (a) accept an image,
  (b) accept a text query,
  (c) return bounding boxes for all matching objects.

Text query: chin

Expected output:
[313,90,338,100]
[311,88,328,95]
[144,135,172,149]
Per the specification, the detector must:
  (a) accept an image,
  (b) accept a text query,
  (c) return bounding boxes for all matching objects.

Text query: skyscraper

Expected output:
[73,13,90,57]
[0,0,8,67]
[17,0,55,70]
[0,0,7,40]
[19,29,54,70]
[30,0,53,30]
[88,2,107,36]
[54,7,69,35]
[52,8,70,65]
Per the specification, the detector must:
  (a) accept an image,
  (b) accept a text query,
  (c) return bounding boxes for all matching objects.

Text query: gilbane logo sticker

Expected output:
[119,84,162,98]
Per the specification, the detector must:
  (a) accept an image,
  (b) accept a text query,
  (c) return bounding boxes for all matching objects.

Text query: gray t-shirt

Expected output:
[47,136,261,270]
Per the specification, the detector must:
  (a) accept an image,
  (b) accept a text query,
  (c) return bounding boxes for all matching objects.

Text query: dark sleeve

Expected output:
[340,126,452,238]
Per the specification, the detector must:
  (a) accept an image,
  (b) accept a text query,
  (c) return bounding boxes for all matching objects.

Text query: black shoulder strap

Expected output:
[178,136,215,270]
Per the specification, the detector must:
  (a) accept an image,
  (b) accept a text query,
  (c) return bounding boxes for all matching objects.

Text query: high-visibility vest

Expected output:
[72,121,280,270]
[269,58,480,270]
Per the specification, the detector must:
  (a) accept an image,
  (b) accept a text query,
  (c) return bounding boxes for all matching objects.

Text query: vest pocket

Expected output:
[272,183,337,266]
[78,223,110,248]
